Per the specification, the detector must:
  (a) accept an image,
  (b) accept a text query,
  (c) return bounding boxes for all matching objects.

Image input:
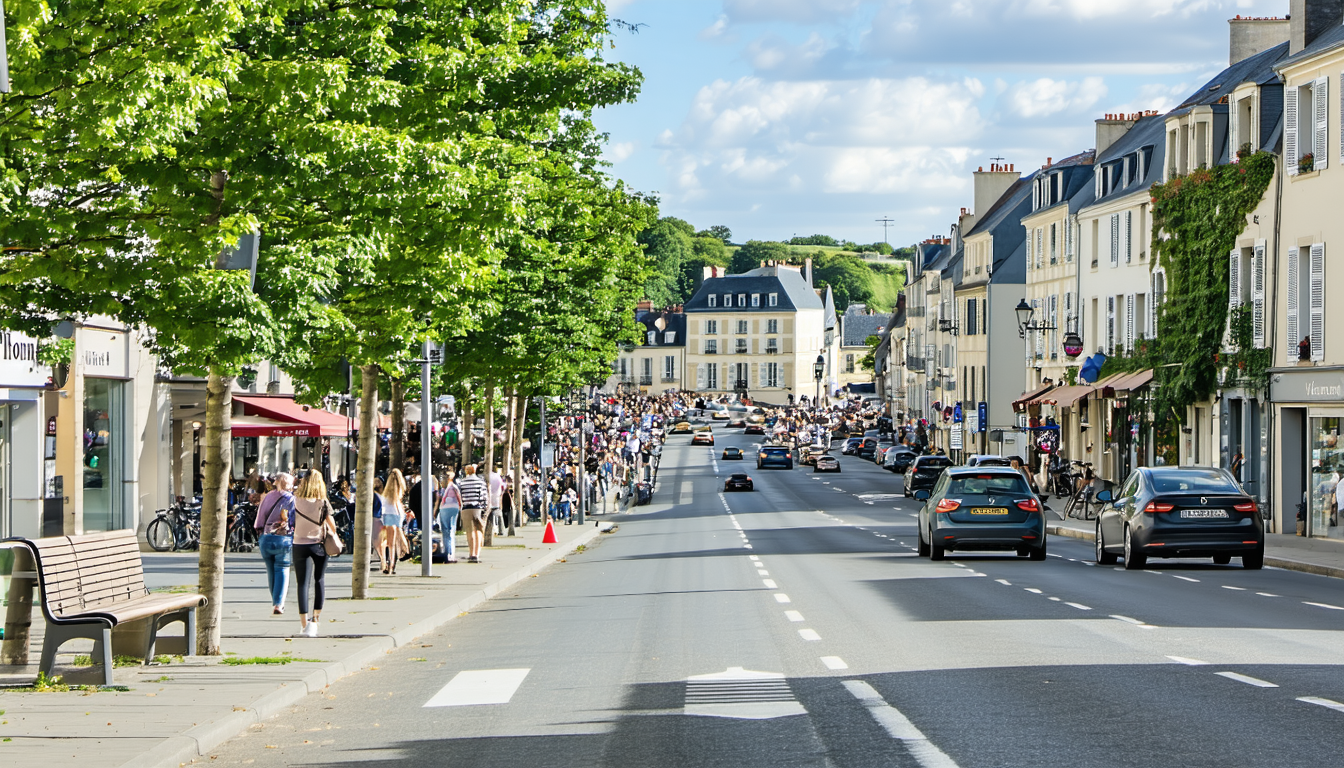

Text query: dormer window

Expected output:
[664,331,676,344]
[737,293,746,307]
[751,293,760,307]
[768,293,778,307]
[647,331,656,345]
[708,294,717,308]
[723,293,732,307]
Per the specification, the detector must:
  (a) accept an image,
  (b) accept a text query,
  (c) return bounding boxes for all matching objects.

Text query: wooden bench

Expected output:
[4,530,206,686]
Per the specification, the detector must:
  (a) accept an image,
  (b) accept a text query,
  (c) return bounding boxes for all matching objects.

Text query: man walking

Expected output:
[458,464,489,563]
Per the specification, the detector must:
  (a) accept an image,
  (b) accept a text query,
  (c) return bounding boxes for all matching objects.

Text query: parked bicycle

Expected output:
[1063,463,1111,521]
[145,502,201,552]
[225,502,258,553]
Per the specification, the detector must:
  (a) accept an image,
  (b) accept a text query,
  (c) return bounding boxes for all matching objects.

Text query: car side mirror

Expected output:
[913,490,931,501]
[1095,490,1112,503]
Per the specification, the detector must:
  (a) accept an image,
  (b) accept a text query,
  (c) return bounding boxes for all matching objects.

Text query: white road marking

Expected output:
[798,628,822,641]
[954,563,967,568]
[1048,597,1061,602]
[424,668,531,707]
[775,593,791,603]
[762,579,778,589]
[1221,585,1246,591]
[1047,553,1063,558]
[1110,615,1154,628]
[683,667,805,720]
[1024,588,1043,594]
[749,555,760,561]
[995,579,1012,586]
[1065,602,1092,611]
[1081,562,1095,566]
[785,610,804,622]
[844,680,960,768]
[1167,656,1208,666]
[1217,671,1278,688]
[1305,601,1344,611]
[1299,696,1344,714]
[1172,575,1200,583]
[757,569,770,576]
[1257,592,1279,597]
[744,544,753,549]
[821,656,849,670]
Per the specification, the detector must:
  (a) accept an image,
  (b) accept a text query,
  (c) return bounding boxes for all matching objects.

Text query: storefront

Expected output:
[0,329,52,539]
[1270,367,1344,538]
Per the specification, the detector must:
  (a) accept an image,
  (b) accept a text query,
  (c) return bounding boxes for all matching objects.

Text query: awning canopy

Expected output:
[1038,385,1094,408]
[230,414,320,438]
[1013,383,1056,412]
[1111,369,1154,392]
[235,395,350,437]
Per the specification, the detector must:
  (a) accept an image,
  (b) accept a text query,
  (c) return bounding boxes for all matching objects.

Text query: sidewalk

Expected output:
[1047,517,1344,578]
[0,517,608,768]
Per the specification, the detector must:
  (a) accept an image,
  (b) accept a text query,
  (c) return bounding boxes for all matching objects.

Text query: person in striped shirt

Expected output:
[457,464,490,563]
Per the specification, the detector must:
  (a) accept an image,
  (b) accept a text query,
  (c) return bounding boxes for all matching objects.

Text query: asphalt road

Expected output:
[204,427,1344,768]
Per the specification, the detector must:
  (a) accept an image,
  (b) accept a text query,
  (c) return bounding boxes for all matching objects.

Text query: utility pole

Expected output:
[875,216,894,245]
[419,340,434,577]
[0,1,11,93]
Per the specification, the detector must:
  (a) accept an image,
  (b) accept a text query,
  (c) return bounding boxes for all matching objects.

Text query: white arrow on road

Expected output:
[683,667,806,720]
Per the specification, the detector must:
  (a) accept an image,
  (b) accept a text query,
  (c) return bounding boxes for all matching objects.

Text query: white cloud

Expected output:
[1006,77,1107,118]
[699,14,731,41]
[722,0,864,24]
[608,141,637,163]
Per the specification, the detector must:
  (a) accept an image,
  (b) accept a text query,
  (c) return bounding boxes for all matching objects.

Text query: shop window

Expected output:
[1309,417,1344,538]
[83,378,125,532]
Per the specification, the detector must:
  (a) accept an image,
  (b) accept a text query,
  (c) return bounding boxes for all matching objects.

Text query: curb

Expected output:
[1047,524,1344,580]
[123,524,606,768]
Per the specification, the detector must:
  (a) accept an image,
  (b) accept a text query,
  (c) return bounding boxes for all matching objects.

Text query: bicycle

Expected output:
[1063,463,1099,520]
[145,501,201,552]
[146,508,177,552]
[225,503,258,553]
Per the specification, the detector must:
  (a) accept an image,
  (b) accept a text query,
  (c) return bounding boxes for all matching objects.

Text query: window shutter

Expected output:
[1149,273,1157,338]
[1229,99,1239,163]
[1033,181,1040,210]
[1110,214,1120,266]
[1286,85,1299,176]
[1316,76,1330,171]
[1106,296,1116,352]
[1065,291,1074,331]
[1125,293,1135,352]
[1311,243,1326,362]
[1124,211,1133,263]
[751,361,759,388]
[695,363,705,390]
[1229,250,1241,307]
[1065,217,1074,261]
[1253,240,1266,349]
[1033,300,1043,358]
[1287,247,1300,352]
[1035,228,1043,269]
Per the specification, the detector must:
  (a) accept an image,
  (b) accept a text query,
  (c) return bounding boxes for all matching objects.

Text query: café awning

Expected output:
[1037,385,1093,408]
[235,395,350,437]
[1111,369,1155,392]
[230,414,320,438]
[1012,383,1056,413]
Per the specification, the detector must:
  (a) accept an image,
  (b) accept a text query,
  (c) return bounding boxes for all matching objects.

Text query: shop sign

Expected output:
[77,328,129,379]
[1270,371,1344,403]
[950,424,963,450]
[0,328,49,388]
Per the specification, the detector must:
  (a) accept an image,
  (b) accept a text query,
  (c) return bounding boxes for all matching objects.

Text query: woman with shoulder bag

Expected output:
[293,472,339,637]
[253,473,297,615]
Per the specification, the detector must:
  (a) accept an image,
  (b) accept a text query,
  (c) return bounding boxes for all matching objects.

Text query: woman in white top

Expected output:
[379,469,408,575]
[292,472,338,636]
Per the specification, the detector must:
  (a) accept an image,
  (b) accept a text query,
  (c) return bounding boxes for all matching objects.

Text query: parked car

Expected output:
[814,455,841,473]
[966,454,1013,468]
[757,446,793,470]
[800,445,830,466]
[841,437,863,455]
[883,448,917,473]
[692,430,715,446]
[856,437,879,460]
[915,467,1047,561]
[904,455,953,497]
[744,424,765,435]
[721,446,744,460]
[724,473,754,492]
[1094,466,1264,570]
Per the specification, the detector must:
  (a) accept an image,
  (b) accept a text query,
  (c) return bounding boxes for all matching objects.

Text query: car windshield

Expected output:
[918,457,953,469]
[1148,469,1239,493]
[946,474,1030,496]
[730,474,749,480]
[762,448,789,456]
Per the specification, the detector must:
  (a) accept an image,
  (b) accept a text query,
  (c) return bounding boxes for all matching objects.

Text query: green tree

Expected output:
[638,217,693,305]
[859,334,882,371]
[814,255,875,311]
[730,240,790,274]
[788,234,838,246]
[678,236,728,300]
[697,225,732,243]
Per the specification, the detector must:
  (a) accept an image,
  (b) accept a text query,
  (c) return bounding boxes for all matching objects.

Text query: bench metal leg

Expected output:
[185,607,197,657]
[39,622,112,685]
[91,627,114,686]
[38,628,60,681]
[143,607,198,662]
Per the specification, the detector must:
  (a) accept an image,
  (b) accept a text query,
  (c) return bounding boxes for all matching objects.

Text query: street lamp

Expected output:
[813,353,826,415]
[1014,298,1056,339]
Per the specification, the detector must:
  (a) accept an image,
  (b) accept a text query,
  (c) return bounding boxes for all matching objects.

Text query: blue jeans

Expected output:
[438,507,459,559]
[259,534,293,608]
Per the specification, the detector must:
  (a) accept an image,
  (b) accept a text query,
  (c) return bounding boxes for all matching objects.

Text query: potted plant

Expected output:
[1300,152,1315,173]
[37,338,74,389]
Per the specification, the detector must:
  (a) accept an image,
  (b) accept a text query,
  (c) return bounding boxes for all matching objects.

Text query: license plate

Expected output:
[970,508,1008,515]
[1179,509,1229,519]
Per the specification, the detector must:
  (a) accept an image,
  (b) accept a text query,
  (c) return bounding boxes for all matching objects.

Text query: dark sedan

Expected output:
[757,446,793,469]
[744,424,765,435]
[856,438,879,460]
[724,473,754,492]
[721,446,744,460]
[904,455,952,497]
[916,468,1047,560]
[1095,467,1264,570]
[841,437,863,455]
[883,448,917,473]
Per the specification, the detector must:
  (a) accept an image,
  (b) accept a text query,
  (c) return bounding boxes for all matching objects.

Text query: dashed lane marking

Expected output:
[821,656,849,670]
[1217,671,1278,688]
[1048,597,1061,602]
[1222,585,1246,591]
[785,610,804,622]
[1065,602,1092,611]
[995,579,1012,586]
[762,579,778,589]
[844,680,961,768]
[1305,601,1344,611]
[775,593,791,603]
[1172,576,1200,583]
[1167,656,1209,666]
[1024,588,1042,594]
[1111,614,1157,629]
[424,668,531,708]
[749,555,760,561]
[1257,592,1279,597]
[798,629,822,641]
[1299,696,1344,714]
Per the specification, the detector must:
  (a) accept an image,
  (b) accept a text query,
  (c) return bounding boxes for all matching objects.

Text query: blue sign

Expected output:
[978,402,987,433]
[953,402,963,423]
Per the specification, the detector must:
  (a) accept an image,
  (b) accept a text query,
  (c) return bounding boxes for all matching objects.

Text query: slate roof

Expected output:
[1277,24,1344,70]
[1176,42,1289,111]
[635,310,687,347]
[842,312,892,348]
[1090,114,1166,206]
[684,265,824,312]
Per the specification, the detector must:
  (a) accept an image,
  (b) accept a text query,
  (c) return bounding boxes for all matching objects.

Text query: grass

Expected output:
[71,654,180,668]
[367,596,396,601]
[220,656,322,666]
[150,676,172,683]
[149,584,199,594]
[574,544,586,553]
[12,673,128,693]
[486,544,526,549]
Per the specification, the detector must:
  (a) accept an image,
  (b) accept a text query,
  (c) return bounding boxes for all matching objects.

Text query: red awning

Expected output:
[230,414,320,438]
[235,395,350,437]
[1012,384,1056,412]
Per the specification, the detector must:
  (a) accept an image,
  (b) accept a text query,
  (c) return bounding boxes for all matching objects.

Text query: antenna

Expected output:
[875,216,895,245]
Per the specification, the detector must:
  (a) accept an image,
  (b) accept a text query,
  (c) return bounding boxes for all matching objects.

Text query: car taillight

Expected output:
[935,499,961,513]
[1144,502,1175,513]
[1233,501,1257,513]
[1015,498,1040,512]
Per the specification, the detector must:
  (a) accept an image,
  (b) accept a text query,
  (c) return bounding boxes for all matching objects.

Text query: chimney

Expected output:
[804,256,813,288]
[1095,114,1139,156]
[636,300,653,312]
[1230,15,1290,64]
[972,163,1020,222]
[1290,0,1344,55]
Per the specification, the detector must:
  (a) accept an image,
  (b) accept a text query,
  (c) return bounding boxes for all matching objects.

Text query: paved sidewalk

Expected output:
[0,517,607,768]
[1047,516,1344,578]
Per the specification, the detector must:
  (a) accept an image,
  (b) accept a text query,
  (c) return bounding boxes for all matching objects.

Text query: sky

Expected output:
[594,0,1288,247]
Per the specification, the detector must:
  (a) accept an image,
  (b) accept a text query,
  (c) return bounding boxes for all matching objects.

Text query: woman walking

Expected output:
[378,469,409,574]
[457,464,489,563]
[436,470,462,563]
[253,473,297,615]
[292,472,338,636]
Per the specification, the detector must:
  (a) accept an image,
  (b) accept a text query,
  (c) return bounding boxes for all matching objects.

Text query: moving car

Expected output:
[1094,466,1264,570]
[670,422,692,435]
[904,455,953,497]
[757,446,794,469]
[915,468,1047,561]
[692,430,715,446]
[800,445,830,466]
[721,446,744,460]
[966,454,1013,468]
[856,437,879,460]
[744,424,765,435]
[814,455,841,473]
[727,418,747,428]
[841,437,864,456]
[883,447,917,473]
[711,409,731,421]
[724,473,754,492]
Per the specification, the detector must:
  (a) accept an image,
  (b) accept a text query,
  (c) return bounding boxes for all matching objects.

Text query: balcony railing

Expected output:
[639,375,653,386]
[765,346,779,354]
[705,347,717,354]
[661,375,678,383]
[734,379,749,391]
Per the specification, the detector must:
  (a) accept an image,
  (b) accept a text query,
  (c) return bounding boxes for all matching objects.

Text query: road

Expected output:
[204,426,1344,768]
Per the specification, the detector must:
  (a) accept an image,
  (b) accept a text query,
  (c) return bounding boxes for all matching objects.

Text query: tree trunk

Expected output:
[352,365,380,599]
[196,368,235,656]
[461,397,473,467]
[389,376,405,472]
[503,387,516,535]
[511,393,529,534]
[482,384,497,547]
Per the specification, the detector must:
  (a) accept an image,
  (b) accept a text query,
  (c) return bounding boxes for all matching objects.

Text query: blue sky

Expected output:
[595,0,1287,246]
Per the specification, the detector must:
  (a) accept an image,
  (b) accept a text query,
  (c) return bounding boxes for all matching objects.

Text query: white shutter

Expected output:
[1229,98,1240,163]
[751,361,759,389]
[1252,240,1266,349]
[1287,247,1300,353]
[1036,228,1043,269]
[1229,249,1241,307]
[1316,76,1329,171]
[1125,294,1135,352]
[1110,214,1120,266]
[1106,296,1116,352]
[695,363,705,390]
[1340,73,1344,163]
[1065,217,1074,261]
[1286,84,1299,176]
[1124,211,1133,263]
[1033,181,1040,210]
[1311,243,1325,362]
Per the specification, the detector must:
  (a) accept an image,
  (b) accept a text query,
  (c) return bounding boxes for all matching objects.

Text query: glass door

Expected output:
[82,378,124,532]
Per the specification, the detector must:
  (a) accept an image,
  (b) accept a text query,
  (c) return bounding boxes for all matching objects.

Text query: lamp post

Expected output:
[813,353,826,417]
[1014,297,1058,385]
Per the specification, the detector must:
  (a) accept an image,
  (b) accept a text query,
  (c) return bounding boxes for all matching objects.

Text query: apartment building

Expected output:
[606,303,688,394]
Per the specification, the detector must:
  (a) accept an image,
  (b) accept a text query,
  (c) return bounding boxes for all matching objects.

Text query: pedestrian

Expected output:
[458,464,489,563]
[370,476,385,572]
[253,472,297,615]
[1010,456,1040,495]
[489,465,505,536]
[292,472,338,637]
[436,470,462,563]
[561,485,578,523]
[378,469,409,575]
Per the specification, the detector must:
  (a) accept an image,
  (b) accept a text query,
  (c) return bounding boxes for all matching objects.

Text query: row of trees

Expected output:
[0,0,655,654]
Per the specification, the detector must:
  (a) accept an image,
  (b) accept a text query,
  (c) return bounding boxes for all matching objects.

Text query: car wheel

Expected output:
[930,534,946,561]
[1212,553,1232,565]
[1242,546,1264,570]
[918,532,930,557]
[1029,539,1047,561]
[1123,525,1146,570]
[1095,521,1118,564]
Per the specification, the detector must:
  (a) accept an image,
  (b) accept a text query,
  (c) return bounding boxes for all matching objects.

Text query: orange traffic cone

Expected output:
[542,519,558,544]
